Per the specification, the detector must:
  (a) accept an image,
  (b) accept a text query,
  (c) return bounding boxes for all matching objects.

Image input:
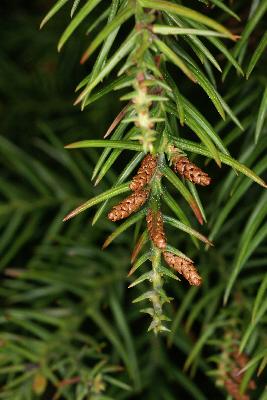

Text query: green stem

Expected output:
[149,246,170,334]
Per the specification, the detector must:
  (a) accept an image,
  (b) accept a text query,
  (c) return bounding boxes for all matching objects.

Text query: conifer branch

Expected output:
[43,0,266,334]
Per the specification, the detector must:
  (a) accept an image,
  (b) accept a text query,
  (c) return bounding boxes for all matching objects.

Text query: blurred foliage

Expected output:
[0,1,266,399]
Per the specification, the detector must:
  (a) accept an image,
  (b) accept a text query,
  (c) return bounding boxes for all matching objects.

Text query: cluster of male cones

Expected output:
[219,344,256,400]
[108,149,211,286]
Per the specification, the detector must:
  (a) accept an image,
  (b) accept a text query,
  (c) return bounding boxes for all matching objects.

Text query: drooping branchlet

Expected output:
[108,189,149,222]
[130,154,157,191]
[146,209,166,249]
[172,155,211,186]
[163,251,202,286]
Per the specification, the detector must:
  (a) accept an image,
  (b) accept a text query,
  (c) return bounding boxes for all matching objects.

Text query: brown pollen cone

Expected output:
[130,154,157,191]
[173,156,211,186]
[146,209,166,249]
[108,189,149,222]
[163,252,202,286]
[232,350,249,369]
[231,350,256,390]
[224,379,249,400]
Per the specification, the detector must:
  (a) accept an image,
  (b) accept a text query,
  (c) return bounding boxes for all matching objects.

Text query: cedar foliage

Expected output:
[1,0,267,399]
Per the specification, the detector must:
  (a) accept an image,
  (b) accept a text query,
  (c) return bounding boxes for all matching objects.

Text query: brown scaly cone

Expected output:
[173,155,211,186]
[163,252,202,286]
[146,209,166,249]
[224,379,250,400]
[218,342,256,400]
[108,189,149,222]
[130,154,158,191]
[227,350,256,393]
